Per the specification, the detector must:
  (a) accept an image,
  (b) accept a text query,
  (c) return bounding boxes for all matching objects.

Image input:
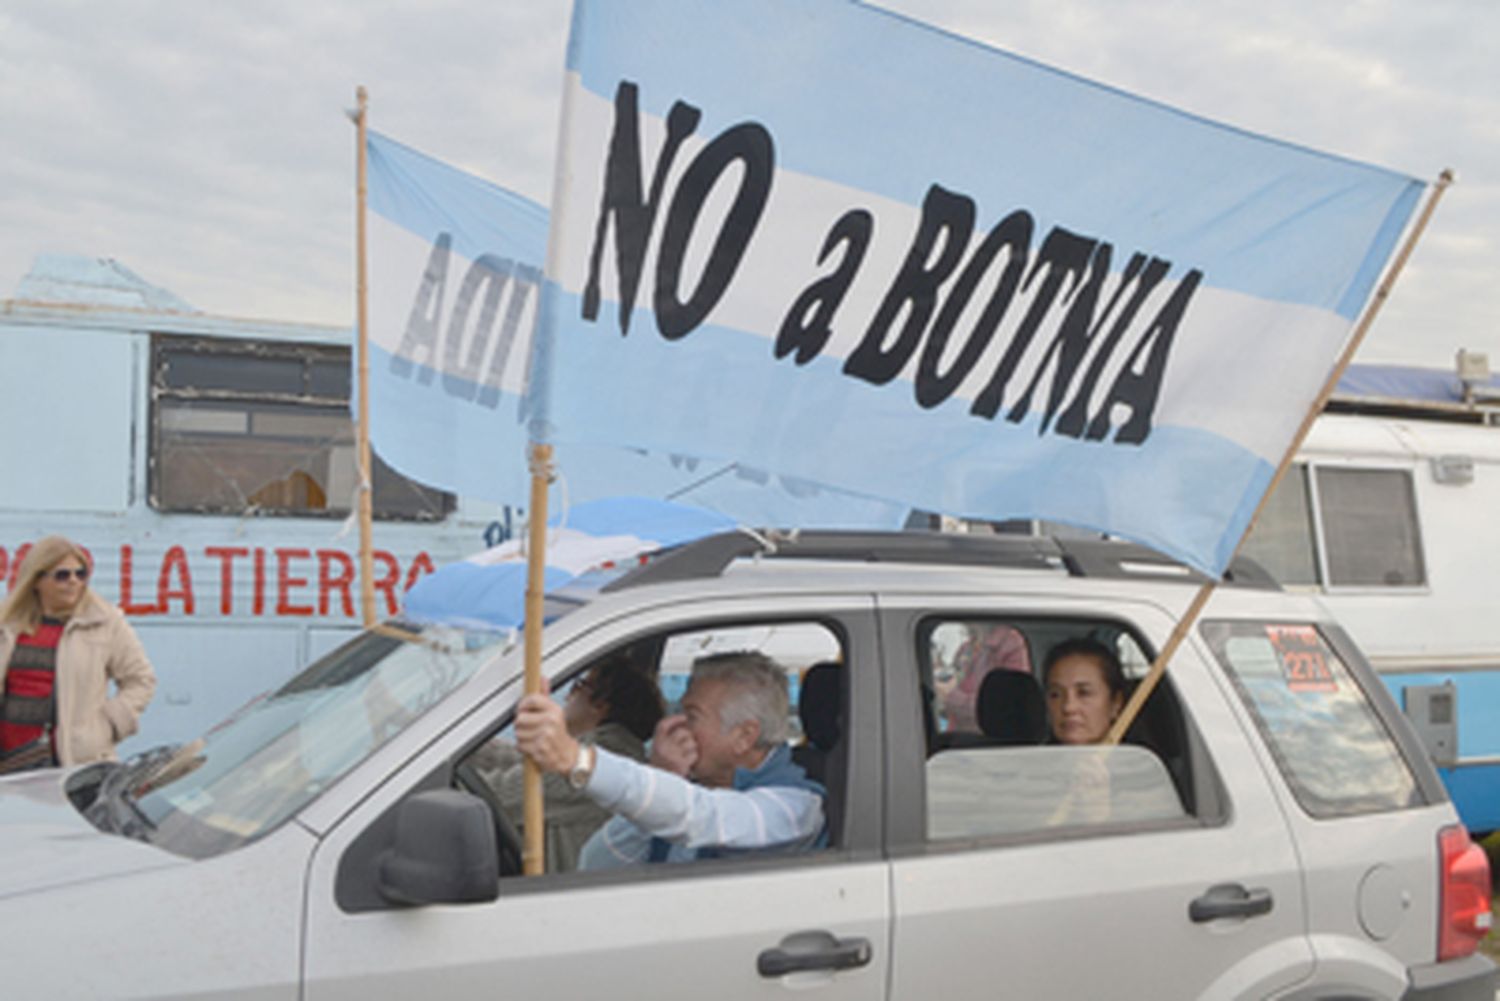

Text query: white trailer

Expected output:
[1239,355,1500,831]
[0,256,510,754]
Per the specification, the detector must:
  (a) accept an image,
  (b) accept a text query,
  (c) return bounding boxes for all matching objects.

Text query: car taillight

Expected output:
[1438,824,1492,962]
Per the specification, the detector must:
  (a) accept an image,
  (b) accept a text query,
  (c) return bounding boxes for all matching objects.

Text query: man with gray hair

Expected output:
[515,651,826,868]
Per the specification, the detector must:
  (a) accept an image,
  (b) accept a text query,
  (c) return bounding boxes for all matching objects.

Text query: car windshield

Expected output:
[97,623,509,858]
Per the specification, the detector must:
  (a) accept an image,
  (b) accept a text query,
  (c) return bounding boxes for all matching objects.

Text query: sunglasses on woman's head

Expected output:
[49,567,89,583]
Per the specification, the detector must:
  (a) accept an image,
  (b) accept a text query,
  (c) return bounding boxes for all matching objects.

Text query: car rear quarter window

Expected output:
[1202,620,1420,818]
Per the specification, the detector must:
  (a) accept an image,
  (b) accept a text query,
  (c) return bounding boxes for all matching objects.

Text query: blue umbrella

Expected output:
[403,496,737,629]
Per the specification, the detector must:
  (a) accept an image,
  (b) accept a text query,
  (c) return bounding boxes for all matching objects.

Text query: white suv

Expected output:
[0,531,1494,1000]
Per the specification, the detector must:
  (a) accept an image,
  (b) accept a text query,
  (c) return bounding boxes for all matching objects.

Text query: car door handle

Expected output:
[1190,882,1274,923]
[757,930,873,977]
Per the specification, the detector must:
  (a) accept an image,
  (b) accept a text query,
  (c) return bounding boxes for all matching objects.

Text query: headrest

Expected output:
[975,670,1047,745]
[798,662,843,751]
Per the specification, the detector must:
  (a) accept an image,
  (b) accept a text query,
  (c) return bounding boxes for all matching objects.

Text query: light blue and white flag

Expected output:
[538,0,1426,576]
[365,130,907,529]
[367,130,547,507]
[402,497,736,629]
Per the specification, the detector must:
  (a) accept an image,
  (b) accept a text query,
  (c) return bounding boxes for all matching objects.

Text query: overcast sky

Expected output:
[2,1,1495,366]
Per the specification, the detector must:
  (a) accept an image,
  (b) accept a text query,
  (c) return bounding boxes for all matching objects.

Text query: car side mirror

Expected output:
[377,789,499,906]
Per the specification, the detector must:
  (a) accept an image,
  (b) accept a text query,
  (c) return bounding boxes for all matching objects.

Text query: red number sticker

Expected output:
[1266,625,1336,693]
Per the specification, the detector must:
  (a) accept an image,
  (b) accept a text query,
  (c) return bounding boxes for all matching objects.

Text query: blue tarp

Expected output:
[1337,363,1500,405]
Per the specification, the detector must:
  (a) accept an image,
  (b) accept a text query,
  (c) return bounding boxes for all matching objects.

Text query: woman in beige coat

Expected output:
[0,536,156,768]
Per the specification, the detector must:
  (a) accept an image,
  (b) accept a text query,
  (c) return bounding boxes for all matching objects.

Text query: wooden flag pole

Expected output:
[353,86,378,630]
[1105,168,1456,746]
[521,442,554,876]
[514,36,583,876]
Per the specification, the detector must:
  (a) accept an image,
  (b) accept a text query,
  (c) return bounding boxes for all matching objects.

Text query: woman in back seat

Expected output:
[1042,638,1127,825]
[1043,637,1126,746]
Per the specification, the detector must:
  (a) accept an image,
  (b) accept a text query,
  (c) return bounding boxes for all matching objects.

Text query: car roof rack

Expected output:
[601,530,1280,593]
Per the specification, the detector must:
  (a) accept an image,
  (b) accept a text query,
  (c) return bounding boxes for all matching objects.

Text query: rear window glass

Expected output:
[1201,620,1419,818]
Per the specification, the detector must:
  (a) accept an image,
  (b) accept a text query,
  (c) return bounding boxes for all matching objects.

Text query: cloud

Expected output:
[0,0,566,323]
[2,0,1496,364]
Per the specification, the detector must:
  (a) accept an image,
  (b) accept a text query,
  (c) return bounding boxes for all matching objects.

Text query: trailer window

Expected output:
[1239,465,1319,586]
[150,336,452,520]
[1243,464,1425,589]
[1315,468,1425,587]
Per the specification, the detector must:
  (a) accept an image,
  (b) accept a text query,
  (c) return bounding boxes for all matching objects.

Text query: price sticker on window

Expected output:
[1266,625,1337,693]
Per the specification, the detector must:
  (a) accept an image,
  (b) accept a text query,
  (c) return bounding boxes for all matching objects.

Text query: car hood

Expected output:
[0,769,185,899]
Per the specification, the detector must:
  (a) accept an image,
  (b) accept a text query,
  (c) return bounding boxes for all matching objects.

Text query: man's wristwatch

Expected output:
[567,742,596,790]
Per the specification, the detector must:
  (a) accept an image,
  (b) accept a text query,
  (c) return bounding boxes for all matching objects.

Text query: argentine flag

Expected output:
[538,0,1424,576]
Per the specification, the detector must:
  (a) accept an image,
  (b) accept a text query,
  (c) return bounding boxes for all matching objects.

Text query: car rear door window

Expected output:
[921,617,1214,841]
[1202,620,1420,817]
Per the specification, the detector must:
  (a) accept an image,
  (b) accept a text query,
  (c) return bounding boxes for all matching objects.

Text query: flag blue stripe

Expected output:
[367,339,531,504]
[369,338,908,530]
[544,283,1273,573]
[562,495,739,543]
[368,130,548,268]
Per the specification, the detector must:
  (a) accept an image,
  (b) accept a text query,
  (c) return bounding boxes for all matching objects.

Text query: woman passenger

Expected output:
[1042,638,1127,825]
[1044,637,1126,745]
[0,536,157,770]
